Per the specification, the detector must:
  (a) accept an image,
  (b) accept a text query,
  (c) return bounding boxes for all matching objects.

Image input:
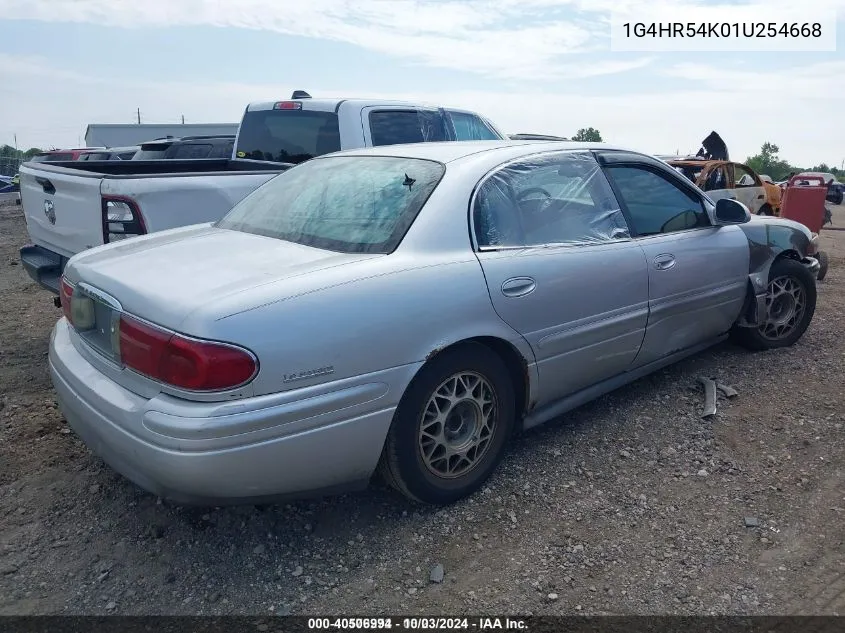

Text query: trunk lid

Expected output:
[65,224,380,332]
[20,163,106,257]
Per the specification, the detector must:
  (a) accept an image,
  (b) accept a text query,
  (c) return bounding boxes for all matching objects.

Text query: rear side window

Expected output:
[236,109,341,164]
[369,110,449,147]
[209,140,235,158]
[473,152,628,248]
[448,111,500,141]
[117,151,138,160]
[217,156,444,254]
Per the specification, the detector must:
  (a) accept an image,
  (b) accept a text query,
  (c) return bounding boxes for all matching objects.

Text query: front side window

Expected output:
[217,156,445,254]
[369,109,449,147]
[473,152,629,248]
[704,166,728,190]
[605,165,710,236]
[448,111,500,141]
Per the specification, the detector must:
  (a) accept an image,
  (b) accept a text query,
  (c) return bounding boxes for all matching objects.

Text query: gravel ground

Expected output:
[1,203,844,616]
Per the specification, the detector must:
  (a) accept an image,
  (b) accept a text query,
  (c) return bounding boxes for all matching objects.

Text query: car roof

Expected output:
[332,140,632,164]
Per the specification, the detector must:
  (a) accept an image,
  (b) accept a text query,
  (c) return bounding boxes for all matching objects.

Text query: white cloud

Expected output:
[0,54,842,166]
[0,0,657,80]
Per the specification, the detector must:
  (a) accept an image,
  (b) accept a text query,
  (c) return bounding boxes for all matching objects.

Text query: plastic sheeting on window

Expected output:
[473,152,630,248]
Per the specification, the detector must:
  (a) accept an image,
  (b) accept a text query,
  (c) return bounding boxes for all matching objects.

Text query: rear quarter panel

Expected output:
[185,251,537,406]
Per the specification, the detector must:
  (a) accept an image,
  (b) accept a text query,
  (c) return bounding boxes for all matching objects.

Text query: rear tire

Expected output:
[378,343,516,505]
[758,204,774,216]
[816,251,829,281]
[733,258,816,351]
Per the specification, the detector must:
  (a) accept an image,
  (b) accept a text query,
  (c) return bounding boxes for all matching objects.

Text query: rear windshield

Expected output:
[132,145,171,160]
[217,156,444,254]
[78,152,112,161]
[235,109,341,164]
[32,153,74,162]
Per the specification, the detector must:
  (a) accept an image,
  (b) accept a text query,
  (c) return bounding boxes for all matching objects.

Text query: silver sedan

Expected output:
[51,140,819,505]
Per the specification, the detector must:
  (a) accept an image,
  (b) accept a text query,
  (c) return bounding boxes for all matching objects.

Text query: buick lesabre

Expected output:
[50,140,819,505]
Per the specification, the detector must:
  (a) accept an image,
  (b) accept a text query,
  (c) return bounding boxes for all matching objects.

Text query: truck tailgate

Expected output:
[20,163,105,258]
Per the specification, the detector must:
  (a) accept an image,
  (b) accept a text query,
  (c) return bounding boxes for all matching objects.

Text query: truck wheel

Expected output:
[733,258,817,351]
[378,342,516,505]
[816,251,829,281]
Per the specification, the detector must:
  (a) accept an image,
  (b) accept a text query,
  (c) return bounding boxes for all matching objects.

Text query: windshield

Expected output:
[217,156,445,254]
[235,109,341,164]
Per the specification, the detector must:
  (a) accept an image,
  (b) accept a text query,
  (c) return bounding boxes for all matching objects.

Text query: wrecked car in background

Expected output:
[667,132,777,216]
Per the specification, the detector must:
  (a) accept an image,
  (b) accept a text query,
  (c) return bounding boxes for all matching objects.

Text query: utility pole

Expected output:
[137,108,141,124]
[13,134,17,151]
[181,114,185,124]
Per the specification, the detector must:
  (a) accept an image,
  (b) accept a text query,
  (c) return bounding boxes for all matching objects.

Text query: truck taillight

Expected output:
[102,196,146,243]
[117,315,257,391]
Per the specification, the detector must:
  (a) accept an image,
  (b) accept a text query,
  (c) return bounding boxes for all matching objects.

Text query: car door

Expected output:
[599,153,750,367]
[730,163,767,214]
[472,151,649,405]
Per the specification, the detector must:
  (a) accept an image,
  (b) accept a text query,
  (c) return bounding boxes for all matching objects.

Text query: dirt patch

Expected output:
[1,204,844,615]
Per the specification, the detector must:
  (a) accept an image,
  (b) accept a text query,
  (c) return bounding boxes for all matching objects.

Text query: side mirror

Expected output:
[714,198,751,225]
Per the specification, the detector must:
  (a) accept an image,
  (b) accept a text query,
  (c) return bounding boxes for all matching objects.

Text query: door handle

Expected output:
[653,254,676,271]
[501,277,536,297]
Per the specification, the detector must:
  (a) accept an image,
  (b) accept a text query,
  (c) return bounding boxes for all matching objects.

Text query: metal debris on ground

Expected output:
[716,382,739,398]
[698,377,718,419]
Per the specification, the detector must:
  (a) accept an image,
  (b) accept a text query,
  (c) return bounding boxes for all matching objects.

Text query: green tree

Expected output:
[572,127,603,142]
[23,147,42,158]
[745,142,795,181]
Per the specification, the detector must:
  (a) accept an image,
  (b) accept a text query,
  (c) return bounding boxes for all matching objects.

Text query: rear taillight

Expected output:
[58,277,95,329]
[117,315,257,391]
[59,277,74,322]
[102,196,146,243]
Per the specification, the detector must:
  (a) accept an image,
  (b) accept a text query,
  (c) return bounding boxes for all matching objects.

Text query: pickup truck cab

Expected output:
[19,93,504,293]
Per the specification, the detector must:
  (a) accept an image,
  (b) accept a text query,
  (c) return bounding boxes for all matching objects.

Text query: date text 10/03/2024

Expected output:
[622,22,822,38]
[307,617,528,630]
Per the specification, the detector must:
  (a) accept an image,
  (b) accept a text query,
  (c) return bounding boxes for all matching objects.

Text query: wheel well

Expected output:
[425,337,530,420]
[774,249,801,263]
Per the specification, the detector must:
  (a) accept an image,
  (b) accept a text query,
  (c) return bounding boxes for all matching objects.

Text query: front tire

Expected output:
[733,258,817,351]
[378,343,516,505]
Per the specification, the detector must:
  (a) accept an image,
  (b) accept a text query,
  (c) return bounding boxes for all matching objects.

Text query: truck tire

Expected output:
[733,258,817,351]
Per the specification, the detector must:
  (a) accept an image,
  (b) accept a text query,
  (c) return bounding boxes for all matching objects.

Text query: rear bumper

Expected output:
[49,319,403,505]
[19,244,66,293]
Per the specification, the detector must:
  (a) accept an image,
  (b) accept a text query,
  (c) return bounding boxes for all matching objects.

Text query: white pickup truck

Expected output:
[19,93,504,293]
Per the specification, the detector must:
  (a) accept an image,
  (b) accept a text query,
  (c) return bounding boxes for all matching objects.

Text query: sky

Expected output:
[0,0,843,167]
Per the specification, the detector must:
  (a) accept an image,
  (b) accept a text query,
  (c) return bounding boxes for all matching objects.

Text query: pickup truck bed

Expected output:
[20,158,286,292]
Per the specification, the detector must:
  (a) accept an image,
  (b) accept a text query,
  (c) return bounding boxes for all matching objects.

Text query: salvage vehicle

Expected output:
[51,140,819,506]
[667,132,777,216]
[19,92,504,293]
[130,135,235,160]
[796,171,844,205]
